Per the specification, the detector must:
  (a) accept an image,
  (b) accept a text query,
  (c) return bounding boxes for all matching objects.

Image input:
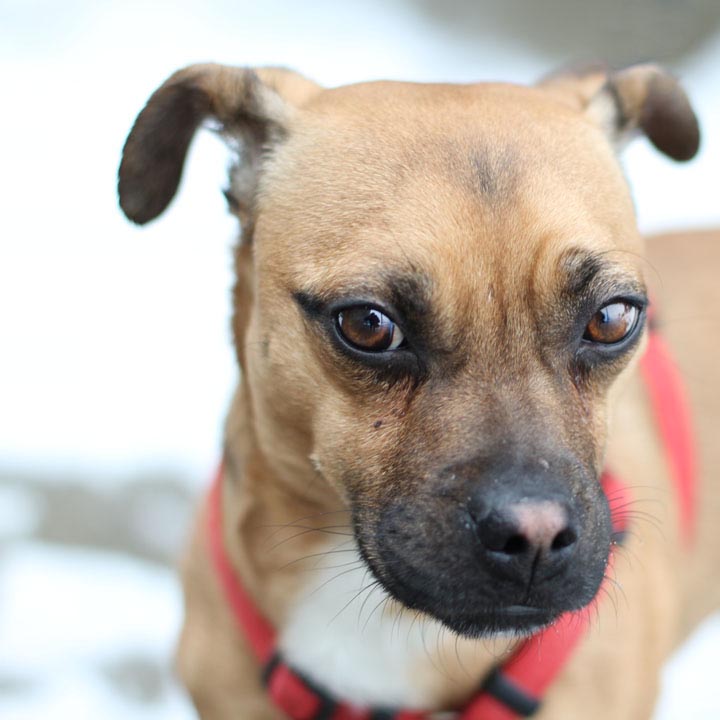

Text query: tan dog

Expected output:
[119,63,719,719]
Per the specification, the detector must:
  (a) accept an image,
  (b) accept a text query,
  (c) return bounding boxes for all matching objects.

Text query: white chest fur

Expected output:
[278,545,482,712]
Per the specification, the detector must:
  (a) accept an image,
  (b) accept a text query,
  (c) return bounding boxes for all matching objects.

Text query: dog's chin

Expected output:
[431,605,558,638]
[359,547,578,639]
[384,577,561,638]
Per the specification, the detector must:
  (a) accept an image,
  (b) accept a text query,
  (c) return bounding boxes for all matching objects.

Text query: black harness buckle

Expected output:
[481,667,541,717]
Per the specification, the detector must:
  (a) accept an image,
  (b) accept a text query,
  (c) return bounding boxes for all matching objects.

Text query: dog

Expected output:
[118,63,720,719]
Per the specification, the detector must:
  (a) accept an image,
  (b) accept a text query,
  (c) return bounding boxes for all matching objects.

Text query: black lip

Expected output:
[496,605,549,617]
[434,606,558,637]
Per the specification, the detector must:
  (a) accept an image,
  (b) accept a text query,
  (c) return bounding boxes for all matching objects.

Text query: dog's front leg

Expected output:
[176,508,284,720]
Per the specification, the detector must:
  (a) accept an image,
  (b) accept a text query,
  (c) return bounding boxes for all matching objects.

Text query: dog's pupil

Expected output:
[364,311,380,329]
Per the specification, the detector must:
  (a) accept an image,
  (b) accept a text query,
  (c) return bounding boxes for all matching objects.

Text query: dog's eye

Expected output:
[583,301,639,344]
[336,306,405,352]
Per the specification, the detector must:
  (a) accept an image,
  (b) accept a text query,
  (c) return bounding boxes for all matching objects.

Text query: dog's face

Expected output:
[119,64,698,636]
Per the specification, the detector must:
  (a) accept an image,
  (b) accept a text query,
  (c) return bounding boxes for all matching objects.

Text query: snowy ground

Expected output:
[1,1,719,718]
[0,544,194,720]
[0,470,197,719]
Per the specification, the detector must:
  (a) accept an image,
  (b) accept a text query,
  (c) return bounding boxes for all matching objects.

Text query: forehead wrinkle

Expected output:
[468,145,519,201]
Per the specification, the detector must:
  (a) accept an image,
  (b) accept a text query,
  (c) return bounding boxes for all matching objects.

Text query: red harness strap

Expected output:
[206,331,695,720]
[639,332,696,544]
[207,477,276,664]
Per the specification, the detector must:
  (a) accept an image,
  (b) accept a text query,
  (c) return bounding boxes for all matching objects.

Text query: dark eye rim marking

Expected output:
[294,291,425,378]
[328,299,413,364]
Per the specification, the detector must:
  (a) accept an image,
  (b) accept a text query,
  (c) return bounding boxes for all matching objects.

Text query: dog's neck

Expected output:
[221,385,516,711]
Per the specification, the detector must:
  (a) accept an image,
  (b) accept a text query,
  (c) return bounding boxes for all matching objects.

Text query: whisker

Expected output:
[310,538,357,569]
[453,632,471,679]
[435,624,448,677]
[305,564,366,599]
[391,601,405,641]
[613,515,667,541]
[593,247,664,287]
[607,483,670,496]
[328,579,381,627]
[405,608,423,649]
[362,593,391,633]
[297,559,365,574]
[612,541,644,571]
[611,511,663,528]
[278,545,356,570]
[598,580,619,619]
[608,497,666,511]
[611,507,664,527]
[419,614,444,676]
[257,509,351,541]
[267,525,353,552]
[358,581,384,629]
[261,509,353,525]
[603,573,628,610]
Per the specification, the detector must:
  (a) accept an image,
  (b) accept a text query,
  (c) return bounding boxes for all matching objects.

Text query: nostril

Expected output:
[502,534,529,555]
[551,527,577,552]
[475,512,532,556]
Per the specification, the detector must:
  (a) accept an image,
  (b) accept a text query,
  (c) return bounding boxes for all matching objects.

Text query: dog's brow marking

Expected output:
[561,248,646,301]
[385,272,434,326]
[293,271,434,327]
[561,249,606,298]
[293,291,326,319]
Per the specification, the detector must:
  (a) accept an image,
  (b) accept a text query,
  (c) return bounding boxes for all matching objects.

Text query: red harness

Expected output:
[206,330,695,720]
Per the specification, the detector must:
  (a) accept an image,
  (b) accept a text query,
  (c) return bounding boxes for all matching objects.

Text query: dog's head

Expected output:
[119,63,698,636]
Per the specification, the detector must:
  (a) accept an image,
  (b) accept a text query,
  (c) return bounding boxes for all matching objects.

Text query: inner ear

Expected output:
[118,64,320,225]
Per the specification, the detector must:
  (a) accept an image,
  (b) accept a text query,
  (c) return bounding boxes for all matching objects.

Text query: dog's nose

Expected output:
[473,500,578,581]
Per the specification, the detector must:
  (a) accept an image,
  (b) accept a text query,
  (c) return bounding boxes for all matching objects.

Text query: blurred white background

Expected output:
[0,1,718,718]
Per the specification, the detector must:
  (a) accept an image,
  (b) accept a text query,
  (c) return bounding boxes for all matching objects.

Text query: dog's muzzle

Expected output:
[356,456,612,637]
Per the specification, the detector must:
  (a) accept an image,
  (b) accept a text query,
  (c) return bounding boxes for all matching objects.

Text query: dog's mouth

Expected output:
[430,603,559,637]
[446,606,557,636]
[494,604,552,618]
[359,546,564,637]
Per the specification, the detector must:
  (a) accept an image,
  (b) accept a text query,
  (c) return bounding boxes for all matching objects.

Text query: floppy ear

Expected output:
[118,63,321,225]
[540,63,700,162]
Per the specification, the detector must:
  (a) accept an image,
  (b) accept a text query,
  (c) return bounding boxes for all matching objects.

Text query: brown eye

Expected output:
[583,302,639,344]
[336,306,405,352]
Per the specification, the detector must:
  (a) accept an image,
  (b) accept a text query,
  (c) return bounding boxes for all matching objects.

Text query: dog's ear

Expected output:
[118,63,320,225]
[540,63,700,162]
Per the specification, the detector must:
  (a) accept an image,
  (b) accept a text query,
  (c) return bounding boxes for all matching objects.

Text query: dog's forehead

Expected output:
[255,80,643,296]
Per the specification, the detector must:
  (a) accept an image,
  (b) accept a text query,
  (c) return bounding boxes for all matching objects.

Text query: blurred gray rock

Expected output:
[101,654,168,704]
[0,469,197,566]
